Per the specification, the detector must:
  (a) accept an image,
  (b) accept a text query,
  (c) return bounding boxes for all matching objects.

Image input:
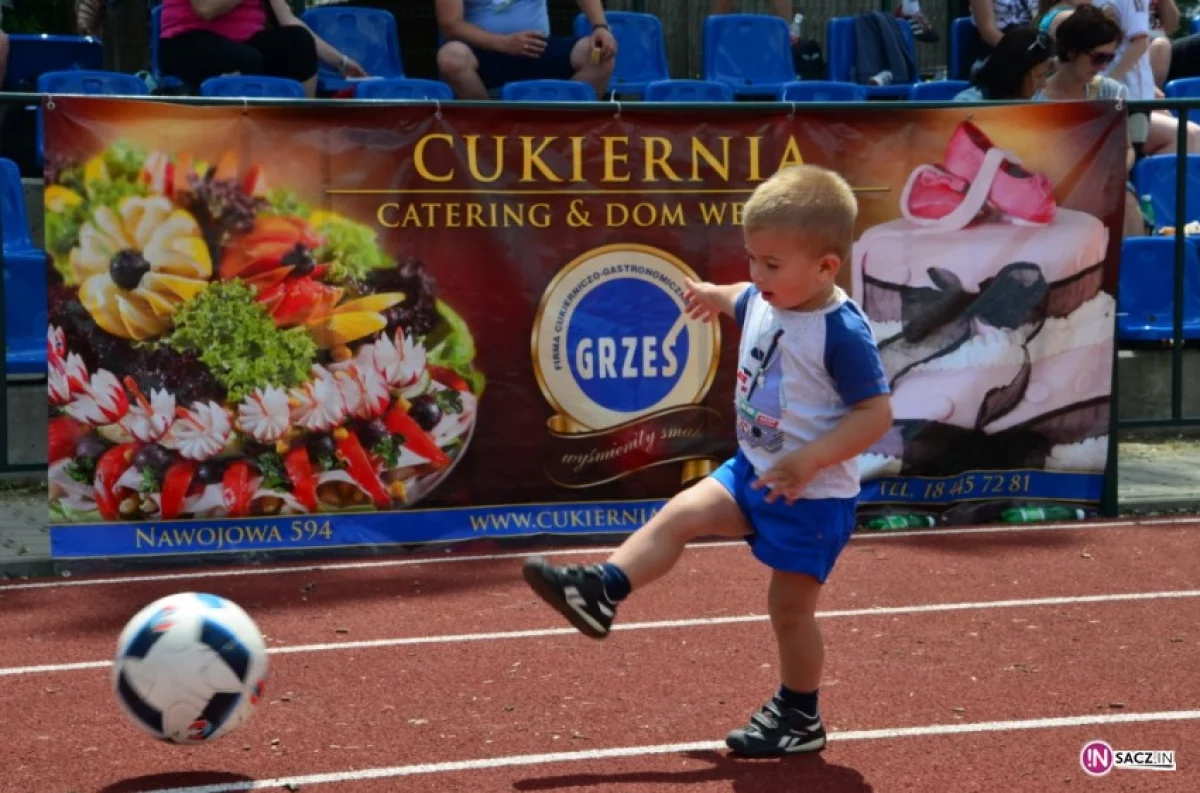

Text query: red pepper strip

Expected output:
[427,365,470,393]
[383,405,451,468]
[222,460,254,518]
[49,416,85,463]
[94,443,140,521]
[283,446,319,512]
[334,431,393,508]
[160,461,198,520]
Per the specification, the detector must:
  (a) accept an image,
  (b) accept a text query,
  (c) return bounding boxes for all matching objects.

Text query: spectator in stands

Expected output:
[969,0,1039,75]
[1039,4,1147,237]
[1145,0,1200,89]
[1094,0,1200,154]
[954,27,1051,100]
[158,0,366,97]
[436,0,615,100]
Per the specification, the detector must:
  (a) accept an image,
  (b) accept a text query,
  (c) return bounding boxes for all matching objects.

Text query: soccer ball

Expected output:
[112,592,268,743]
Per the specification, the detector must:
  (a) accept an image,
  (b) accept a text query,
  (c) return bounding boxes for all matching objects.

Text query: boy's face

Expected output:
[744,226,840,311]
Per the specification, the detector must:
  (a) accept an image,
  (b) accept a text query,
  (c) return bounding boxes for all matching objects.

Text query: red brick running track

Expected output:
[2,518,1197,792]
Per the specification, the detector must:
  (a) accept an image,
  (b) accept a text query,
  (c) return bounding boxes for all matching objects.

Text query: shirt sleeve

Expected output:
[734,284,759,328]
[1118,0,1151,37]
[823,305,890,406]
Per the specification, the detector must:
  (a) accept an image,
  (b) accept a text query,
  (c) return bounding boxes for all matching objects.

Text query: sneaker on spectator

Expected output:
[897,6,939,44]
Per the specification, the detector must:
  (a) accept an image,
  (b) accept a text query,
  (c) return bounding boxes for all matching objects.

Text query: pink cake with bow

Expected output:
[853,121,1113,477]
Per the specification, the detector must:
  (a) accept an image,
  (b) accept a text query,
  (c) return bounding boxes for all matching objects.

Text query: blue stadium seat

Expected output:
[702,14,796,97]
[826,16,917,97]
[36,70,149,166]
[500,79,596,102]
[1118,237,1200,343]
[909,80,971,101]
[643,79,734,102]
[1164,77,1200,117]
[1132,154,1200,232]
[778,80,867,102]
[1165,77,1200,98]
[149,5,186,92]
[948,17,975,81]
[354,77,453,100]
[1,34,103,91]
[1,158,48,375]
[572,11,670,97]
[200,75,306,98]
[300,7,405,94]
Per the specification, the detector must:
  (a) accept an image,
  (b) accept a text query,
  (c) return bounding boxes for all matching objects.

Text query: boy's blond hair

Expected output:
[742,164,858,263]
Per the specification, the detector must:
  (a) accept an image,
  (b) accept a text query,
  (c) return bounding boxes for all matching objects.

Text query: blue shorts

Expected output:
[470,36,580,90]
[711,452,857,583]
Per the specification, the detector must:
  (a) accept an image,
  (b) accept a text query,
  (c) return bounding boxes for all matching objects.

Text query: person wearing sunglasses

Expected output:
[954,26,1052,100]
[1040,4,1124,100]
[1038,4,1150,237]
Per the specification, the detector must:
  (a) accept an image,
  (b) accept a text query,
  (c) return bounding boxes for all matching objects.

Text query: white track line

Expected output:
[5,588,1197,678]
[144,708,1200,793]
[5,515,1197,593]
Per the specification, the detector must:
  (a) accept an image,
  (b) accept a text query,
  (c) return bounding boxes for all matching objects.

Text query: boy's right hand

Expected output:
[683,278,725,323]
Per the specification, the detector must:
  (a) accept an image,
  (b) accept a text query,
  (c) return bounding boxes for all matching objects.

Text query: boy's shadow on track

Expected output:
[513,749,872,792]
[98,771,256,792]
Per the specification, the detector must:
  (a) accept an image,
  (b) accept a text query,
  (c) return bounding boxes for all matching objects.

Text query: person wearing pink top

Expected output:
[158,0,367,97]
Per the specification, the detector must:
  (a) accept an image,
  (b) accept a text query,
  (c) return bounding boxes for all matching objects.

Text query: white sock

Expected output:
[902,1,921,14]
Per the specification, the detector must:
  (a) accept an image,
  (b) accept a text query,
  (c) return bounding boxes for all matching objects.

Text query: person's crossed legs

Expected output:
[437,34,613,99]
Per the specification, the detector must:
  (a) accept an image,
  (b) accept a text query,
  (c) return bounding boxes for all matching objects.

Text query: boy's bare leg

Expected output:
[607,478,750,589]
[768,569,825,694]
[523,478,749,638]
[724,568,829,756]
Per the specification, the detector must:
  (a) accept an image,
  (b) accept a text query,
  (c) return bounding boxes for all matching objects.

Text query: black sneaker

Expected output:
[725,695,827,757]
[522,556,616,639]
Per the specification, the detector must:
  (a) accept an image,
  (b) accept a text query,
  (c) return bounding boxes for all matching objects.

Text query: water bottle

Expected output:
[864,514,936,531]
[790,13,804,41]
[1140,194,1156,232]
[999,506,1086,523]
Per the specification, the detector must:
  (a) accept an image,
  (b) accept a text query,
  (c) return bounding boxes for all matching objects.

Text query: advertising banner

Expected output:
[43,97,1125,558]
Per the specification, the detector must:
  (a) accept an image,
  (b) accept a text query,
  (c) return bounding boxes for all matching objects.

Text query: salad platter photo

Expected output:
[45,142,483,523]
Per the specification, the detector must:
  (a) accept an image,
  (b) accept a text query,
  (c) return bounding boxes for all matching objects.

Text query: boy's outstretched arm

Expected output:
[684,279,751,323]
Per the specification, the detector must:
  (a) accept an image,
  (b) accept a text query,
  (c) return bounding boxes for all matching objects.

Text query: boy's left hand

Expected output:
[752,449,822,505]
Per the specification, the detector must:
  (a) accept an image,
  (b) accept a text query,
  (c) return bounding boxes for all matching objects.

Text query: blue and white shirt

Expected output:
[732,285,889,499]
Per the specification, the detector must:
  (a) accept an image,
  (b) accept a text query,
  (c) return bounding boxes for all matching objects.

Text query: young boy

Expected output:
[523,164,893,757]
